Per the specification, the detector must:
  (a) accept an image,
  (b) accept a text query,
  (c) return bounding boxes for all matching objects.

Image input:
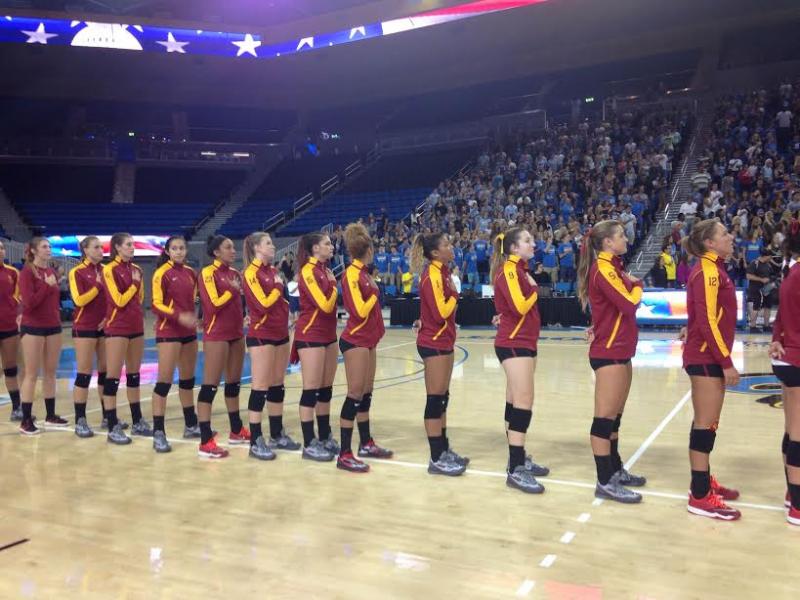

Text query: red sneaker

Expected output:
[336,451,370,473]
[198,438,229,459]
[19,418,40,436]
[710,475,739,501]
[45,415,69,427]
[228,426,251,445]
[788,506,800,526]
[687,491,741,521]
[357,439,394,459]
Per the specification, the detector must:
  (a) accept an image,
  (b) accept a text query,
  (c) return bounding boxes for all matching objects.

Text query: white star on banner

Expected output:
[22,22,58,44]
[349,26,366,39]
[232,33,260,57]
[156,32,188,53]
[296,37,314,50]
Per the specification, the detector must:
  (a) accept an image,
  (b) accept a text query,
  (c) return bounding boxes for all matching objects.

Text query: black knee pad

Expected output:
[590,417,615,439]
[613,413,622,433]
[178,377,195,390]
[787,440,800,468]
[248,390,268,412]
[266,385,285,404]
[3,367,18,378]
[504,402,513,423]
[224,382,240,398]
[424,394,444,420]
[358,392,372,413]
[689,428,716,454]
[340,397,360,421]
[317,386,333,404]
[299,389,318,408]
[198,384,218,404]
[103,378,121,397]
[508,407,533,434]
[74,372,92,389]
[154,382,172,397]
[97,371,106,386]
[442,390,450,412]
[126,372,140,388]
[783,432,790,455]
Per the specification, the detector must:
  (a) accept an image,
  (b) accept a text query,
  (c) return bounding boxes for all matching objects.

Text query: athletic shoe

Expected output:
[302,439,335,462]
[524,455,550,477]
[10,407,23,422]
[788,506,800,526]
[428,453,466,476]
[229,426,251,445]
[19,418,39,436]
[74,417,94,438]
[612,467,646,487]
[321,433,340,455]
[249,436,277,461]
[268,429,301,451]
[358,439,394,459]
[45,415,69,426]
[687,491,741,521]
[101,417,129,430]
[131,419,153,437]
[198,437,229,459]
[152,430,172,453]
[595,480,642,504]
[337,450,370,473]
[506,465,545,494]
[107,424,132,445]
[183,424,201,439]
[710,475,739,500]
[444,448,470,467]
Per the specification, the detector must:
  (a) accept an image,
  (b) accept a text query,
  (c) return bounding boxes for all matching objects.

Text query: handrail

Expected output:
[262,211,286,232]
[320,176,339,197]
[293,192,314,215]
[344,160,361,178]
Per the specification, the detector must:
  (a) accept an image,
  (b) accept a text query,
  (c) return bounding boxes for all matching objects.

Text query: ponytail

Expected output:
[156,235,185,267]
[296,232,327,274]
[409,232,445,274]
[79,236,99,260]
[576,220,623,311]
[244,232,270,265]
[489,226,526,280]
[25,236,46,265]
[683,218,721,258]
[109,232,132,261]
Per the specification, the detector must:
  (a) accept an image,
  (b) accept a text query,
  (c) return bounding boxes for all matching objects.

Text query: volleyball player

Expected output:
[151,235,201,454]
[18,237,65,434]
[683,219,741,520]
[491,226,549,493]
[197,235,249,459]
[0,240,22,422]
[293,232,339,461]
[337,223,392,473]
[577,220,646,504]
[102,232,150,444]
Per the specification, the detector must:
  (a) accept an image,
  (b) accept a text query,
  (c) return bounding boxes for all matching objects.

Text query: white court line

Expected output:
[624,389,693,470]
[559,531,576,544]
[539,554,557,568]
[515,579,536,597]
[577,513,591,523]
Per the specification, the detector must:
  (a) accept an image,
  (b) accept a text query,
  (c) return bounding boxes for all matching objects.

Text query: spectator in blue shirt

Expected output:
[473,237,489,283]
[389,245,404,291]
[465,247,479,289]
[541,235,559,282]
[374,245,389,279]
[558,235,576,282]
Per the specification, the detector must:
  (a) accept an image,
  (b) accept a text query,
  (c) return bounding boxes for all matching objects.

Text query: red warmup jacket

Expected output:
[773,262,800,367]
[341,258,385,349]
[417,260,458,351]
[0,263,20,332]
[151,260,197,338]
[102,256,144,336]
[199,259,243,342]
[588,251,643,360]
[69,259,106,332]
[19,264,61,329]
[295,257,338,344]
[683,251,737,369]
[493,255,540,350]
[244,259,289,341]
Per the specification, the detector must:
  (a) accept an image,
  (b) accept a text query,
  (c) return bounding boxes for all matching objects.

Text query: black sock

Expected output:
[106,408,118,429]
[153,415,165,433]
[317,414,331,440]
[268,415,283,439]
[74,403,87,419]
[45,397,55,418]
[789,483,800,510]
[594,454,615,485]
[9,390,20,410]
[250,422,262,445]
[228,411,243,433]
[428,436,445,461]
[691,469,711,498]
[441,427,449,451]
[21,402,32,420]
[504,402,512,429]
[509,445,526,472]
[199,421,213,445]
[130,402,142,424]
[341,426,353,454]
[610,438,622,472]
[183,405,198,427]
[357,419,371,446]
[783,432,790,487]
[301,420,315,447]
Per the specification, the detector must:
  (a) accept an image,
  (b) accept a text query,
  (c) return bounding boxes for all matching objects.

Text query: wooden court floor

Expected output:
[0,322,796,599]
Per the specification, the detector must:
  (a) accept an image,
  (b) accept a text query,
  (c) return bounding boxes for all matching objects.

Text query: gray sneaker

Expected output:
[321,434,340,455]
[102,417,129,430]
[131,419,153,437]
[249,436,277,461]
[595,480,642,504]
[428,453,467,476]
[107,424,132,445]
[183,424,201,439]
[268,429,301,451]
[444,448,470,467]
[10,407,23,422]
[302,439,335,462]
[612,467,646,487]
[74,417,94,438]
[525,455,550,477]
[506,465,545,494]
[152,430,172,453]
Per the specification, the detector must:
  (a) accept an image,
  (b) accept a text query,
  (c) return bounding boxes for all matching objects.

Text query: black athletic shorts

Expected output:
[495,346,537,362]
[748,292,773,310]
[0,329,19,340]
[296,340,336,350]
[685,363,725,378]
[417,345,454,359]
[590,358,632,371]
[773,365,800,388]
[246,336,289,348]
[106,332,144,340]
[339,338,376,354]
[20,326,61,337]
[73,329,105,339]
[157,335,197,345]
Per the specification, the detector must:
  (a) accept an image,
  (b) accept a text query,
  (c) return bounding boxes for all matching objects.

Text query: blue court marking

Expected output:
[728,373,782,395]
